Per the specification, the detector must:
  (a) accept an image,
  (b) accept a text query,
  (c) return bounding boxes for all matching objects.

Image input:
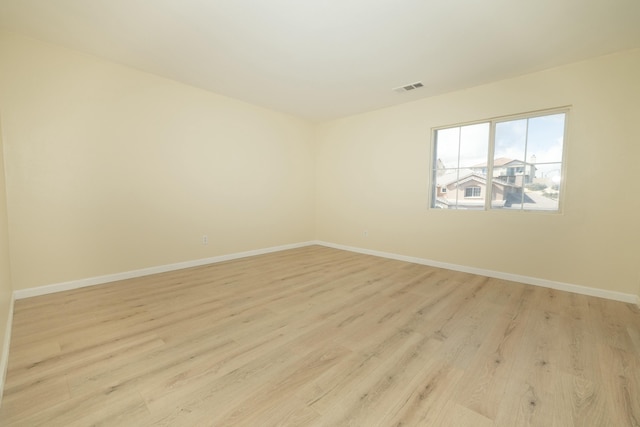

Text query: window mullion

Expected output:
[521,118,529,210]
[454,127,461,209]
[485,121,496,210]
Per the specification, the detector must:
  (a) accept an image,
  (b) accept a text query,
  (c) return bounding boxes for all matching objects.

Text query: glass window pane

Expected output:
[433,123,489,210]
[499,163,562,211]
[495,119,526,163]
[526,113,565,163]
[434,127,460,169]
[491,114,564,211]
[459,123,489,168]
[434,169,460,209]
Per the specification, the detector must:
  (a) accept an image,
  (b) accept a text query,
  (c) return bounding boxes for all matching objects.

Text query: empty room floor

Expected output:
[1,245,639,426]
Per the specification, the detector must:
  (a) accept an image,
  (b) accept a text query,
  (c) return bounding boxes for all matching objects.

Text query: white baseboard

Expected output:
[13,241,315,300]
[12,239,639,306]
[313,240,638,305]
[0,294,15,406]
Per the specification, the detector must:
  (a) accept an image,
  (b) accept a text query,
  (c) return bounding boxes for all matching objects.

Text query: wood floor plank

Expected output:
[1,245,639,426]
[0,375,71,422]
[309,332,439,424]
[379,357,465,426]
[558,372,611,426]
[596,345,640,426]
[207,345,351,426]
[434,401,494,427]
[492,305,563,426]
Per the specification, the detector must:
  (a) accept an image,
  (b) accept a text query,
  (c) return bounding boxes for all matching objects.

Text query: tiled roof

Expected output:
[436,169,477,186]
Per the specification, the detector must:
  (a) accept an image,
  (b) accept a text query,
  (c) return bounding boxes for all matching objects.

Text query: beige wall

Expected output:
[316,49,640,296]
[0,113,13,369]
[0,31,638,299]
[0,33,316,290]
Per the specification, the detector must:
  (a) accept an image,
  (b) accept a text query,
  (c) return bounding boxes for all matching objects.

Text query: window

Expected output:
[464,186,481,198]
[431,108,567,211]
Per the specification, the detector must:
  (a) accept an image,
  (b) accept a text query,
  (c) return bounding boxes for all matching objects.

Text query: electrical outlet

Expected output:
[363,230,368,237]
[202,235,208,245]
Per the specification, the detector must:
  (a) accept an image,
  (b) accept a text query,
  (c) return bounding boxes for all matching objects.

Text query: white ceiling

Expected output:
[1,0,639,121]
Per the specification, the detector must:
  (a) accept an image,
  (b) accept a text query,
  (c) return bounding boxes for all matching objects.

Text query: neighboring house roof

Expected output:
[457,174,487,187]
[471,157,532,168]
[437,169,475,186]
[493,157,520,167]
[437,169,515,189]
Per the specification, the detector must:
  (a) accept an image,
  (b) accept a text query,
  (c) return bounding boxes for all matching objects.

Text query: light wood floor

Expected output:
[1,245,639,426]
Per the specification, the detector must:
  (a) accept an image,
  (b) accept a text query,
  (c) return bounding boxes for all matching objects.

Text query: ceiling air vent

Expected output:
[393,81,424,93]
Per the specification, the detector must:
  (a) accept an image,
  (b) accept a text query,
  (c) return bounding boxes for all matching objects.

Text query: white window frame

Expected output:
[430,107,569,212]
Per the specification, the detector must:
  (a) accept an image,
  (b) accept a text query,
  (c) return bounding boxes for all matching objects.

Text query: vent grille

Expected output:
[393,81,424,93]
